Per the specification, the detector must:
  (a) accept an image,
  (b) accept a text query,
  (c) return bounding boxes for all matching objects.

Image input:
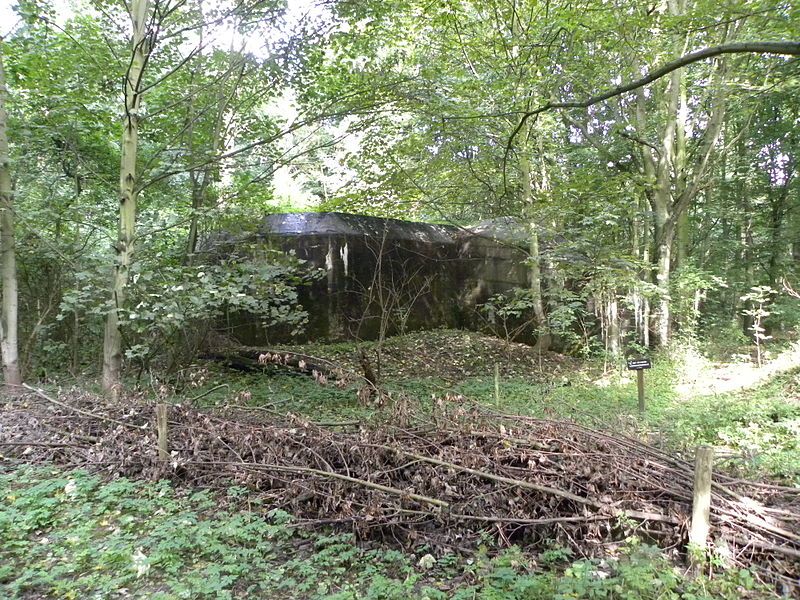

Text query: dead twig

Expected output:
[21,384,143,430]
[187,459,449,508]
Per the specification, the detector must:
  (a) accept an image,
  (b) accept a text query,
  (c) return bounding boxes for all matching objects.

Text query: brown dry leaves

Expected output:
[1,389,798,589]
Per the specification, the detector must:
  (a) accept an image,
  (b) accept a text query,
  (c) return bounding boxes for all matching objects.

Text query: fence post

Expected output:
[689,445,714,572]
[156,403,169,462]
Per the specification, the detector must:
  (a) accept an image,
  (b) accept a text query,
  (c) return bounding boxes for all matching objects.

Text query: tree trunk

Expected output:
[631,0,728,347]
[766,155,794,288]
[0,45,21,388]
[740,192,755,333]
[642,201,652,349]
[674,58,690,269]
[651,52,681,346]
[656,221,676,347]
[632,197,651,348]
[608,296,620,356]
[520,150,549,351]
[102,0,150,396]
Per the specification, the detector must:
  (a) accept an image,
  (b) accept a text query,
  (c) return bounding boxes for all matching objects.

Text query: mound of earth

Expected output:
[272,329,581,382]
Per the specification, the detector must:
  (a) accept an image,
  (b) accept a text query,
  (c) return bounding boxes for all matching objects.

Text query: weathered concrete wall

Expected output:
[458,218,533,314]
[228,212,534,344]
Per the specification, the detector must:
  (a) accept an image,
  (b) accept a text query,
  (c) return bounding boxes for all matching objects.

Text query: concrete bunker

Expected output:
[226,212,553,344]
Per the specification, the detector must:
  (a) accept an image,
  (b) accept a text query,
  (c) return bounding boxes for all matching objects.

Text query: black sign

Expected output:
[627,358,652,370]
[628,358,653,371]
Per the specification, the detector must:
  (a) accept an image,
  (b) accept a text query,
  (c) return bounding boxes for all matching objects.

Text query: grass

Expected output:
[0,466,775,599]
[181,371,373,422]
[452,359,800,485]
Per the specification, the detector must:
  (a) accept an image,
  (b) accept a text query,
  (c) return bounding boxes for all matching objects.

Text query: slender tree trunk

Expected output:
[184,33,243,261]
[791,187,800,264]
[632,198,651,348]
[102,0,150,396]
[674,61,690,268]
[648,0,686,347]
[740,191,755,332]
[656,221,677,346]
[608,296,620,356]
[634,0,727,346]
[642,213,651,349]
[652,152,676,348]
[0,45,21,388]
[766,156,794,287]
[520,149,549,351]
[633,82,656,349]
[676,210,689,266]
[653,197,673,348]
[651,43,682,345]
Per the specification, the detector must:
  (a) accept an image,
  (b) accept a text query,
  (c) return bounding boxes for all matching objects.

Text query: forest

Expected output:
[0,0,799,598]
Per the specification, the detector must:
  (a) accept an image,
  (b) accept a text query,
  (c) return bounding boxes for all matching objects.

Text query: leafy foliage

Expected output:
[1,0,799,379]
[0,467,775,599]
[52,250,322,372]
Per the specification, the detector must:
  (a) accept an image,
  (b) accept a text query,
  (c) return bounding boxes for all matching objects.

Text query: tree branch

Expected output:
[782,278,800,299]
[507,41,800,151]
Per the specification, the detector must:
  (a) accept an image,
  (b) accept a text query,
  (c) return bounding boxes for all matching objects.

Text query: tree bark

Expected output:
[608,297,620,356]
[0,44,21,388]
[520,147,549,351]
[632,196,651,348]
[652,58,681,347]
[632,0,729,347]
[102,0,151,396]
[656,221,677,346]
[674,70,690,269]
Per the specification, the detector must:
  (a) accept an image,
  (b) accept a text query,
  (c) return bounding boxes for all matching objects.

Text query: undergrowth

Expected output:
[0,466,775,599]
[177,331,800,484]
[452,363,800,485]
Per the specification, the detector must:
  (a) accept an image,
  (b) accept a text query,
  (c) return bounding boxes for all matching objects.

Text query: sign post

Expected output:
[494,363,500,406]
[626,358,652,413]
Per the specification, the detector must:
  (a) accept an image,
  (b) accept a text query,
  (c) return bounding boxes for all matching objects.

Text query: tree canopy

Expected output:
[0,0,798,386]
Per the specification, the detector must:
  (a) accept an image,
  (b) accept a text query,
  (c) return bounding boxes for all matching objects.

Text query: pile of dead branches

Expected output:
[1,387,798,593]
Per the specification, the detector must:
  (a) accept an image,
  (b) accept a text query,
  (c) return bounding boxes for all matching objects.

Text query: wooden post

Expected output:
[156,403,169,461]
[637,370,645,413]
[689,446,714,571]
[494,364,500,406]
[626,358,650,414]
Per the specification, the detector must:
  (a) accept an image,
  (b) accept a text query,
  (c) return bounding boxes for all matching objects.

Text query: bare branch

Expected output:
[782,278,800,300]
